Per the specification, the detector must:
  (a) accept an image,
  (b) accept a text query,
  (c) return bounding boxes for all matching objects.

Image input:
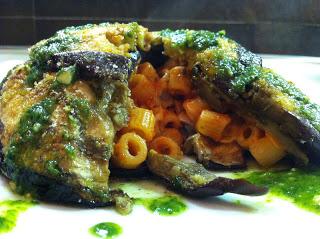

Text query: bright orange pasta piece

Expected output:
[196,110,231,141]
[131,77,158,108]
[249,133,286,167]
[127,107,155,141]
[150,136,182,159]
[236,125,265,149]
[183,97,209,122]
[220,122,242,143]
[113,132,148,169]
[138,62,159,82]
[168,66,192,96]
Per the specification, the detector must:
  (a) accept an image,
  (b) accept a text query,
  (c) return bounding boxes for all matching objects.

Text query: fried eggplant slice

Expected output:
[0,51,136,209]
[184,134,245,169]
[26,22,151,86]
[192,57,320,165]
[159,29,320,165]
[0,22,154,209]
[147,150,267,197]
[47,51,139,81]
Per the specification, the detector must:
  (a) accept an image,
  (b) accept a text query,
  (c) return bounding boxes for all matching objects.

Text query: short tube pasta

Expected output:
[131,76,158,108]
[138,62,159,82]
[150,136,182,159]
[220,122,242,143]
[249,133,286,167]
[113,132,148,169]
[196,110,231,141]
[127,107,156,141]
[236,125,265,149]
[168,66,192,96]
[183,97,209,122]
[152,106,165,136]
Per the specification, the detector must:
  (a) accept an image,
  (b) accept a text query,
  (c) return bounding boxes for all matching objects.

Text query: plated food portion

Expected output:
[0,22,319,214]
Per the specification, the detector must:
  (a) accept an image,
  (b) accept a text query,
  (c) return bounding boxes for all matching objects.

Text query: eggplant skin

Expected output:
[147,150,267,197]
[47,51,139,82]
[1,157,109,207]
[110,163,151,179]
[0,137,103,207]
[1,147,133,214]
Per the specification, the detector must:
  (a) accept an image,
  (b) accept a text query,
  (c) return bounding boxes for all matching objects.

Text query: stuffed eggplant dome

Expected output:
[0,22,319,214]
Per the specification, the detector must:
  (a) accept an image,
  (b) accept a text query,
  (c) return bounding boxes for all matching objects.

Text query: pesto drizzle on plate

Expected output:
[240,167,320,214]
[89,222,122,239]
[136,195,187,216]
[0,200,35,234]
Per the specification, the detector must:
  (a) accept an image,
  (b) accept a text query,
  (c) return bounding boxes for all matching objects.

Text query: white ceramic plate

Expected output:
[1,48,320,239]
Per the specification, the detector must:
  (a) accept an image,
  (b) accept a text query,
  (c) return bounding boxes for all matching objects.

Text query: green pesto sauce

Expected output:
[136,196,187,216]
[89,222,122,239]
[231,65,320,131]
[6,98,56,162]
[2,98,57,195]
[25,65,45,87]
[161,29,225,51]
[29,22,143,72]
[0,200,35,234]
[241,168,320,214]
[69,97,92,121]
[16,98,56,144]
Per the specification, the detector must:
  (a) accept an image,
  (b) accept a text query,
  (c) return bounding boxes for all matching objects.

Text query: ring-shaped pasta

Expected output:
[150,136,182,159]
[113,132,148,169]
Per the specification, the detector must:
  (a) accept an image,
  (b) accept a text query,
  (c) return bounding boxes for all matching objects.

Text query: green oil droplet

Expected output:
[240,168,320,215]
[136,196,187,216]
[89,222,122,239]
[0,200,35,234]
